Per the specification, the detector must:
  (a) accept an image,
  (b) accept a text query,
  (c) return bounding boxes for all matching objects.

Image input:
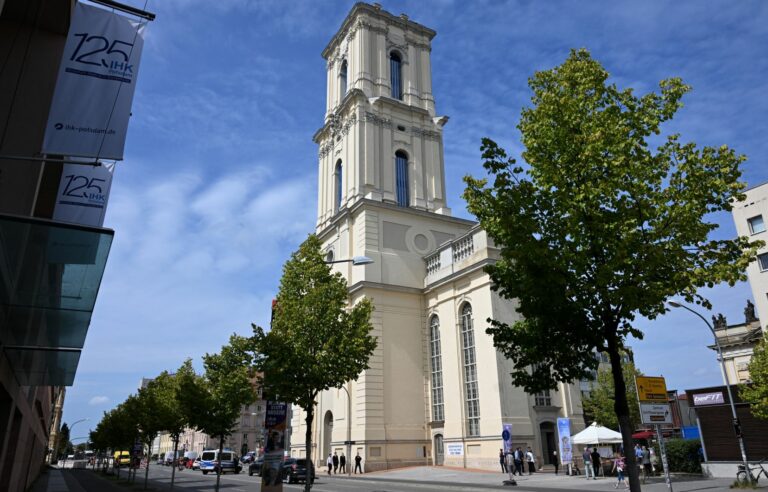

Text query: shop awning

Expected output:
[0,213,113,385]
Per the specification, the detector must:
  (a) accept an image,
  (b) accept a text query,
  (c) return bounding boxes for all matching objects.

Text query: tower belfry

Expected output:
[292,3,586,472]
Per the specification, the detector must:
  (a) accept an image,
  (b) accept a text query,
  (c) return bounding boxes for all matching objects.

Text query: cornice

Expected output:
[322,2,436,60]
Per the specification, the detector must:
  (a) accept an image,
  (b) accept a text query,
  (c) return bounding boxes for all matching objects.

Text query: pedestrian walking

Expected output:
[612,453,628,489]
[340,453,346,473]
[641,446,652,483]
[583,448,594,479]
[526,447,535,475]
[514,447,524,476]
[590,447,601,480]
[552,450,559,475]
[326,453,332,475]
[332,452,339,474]
[354,452,363,474]
[499,449,508,473]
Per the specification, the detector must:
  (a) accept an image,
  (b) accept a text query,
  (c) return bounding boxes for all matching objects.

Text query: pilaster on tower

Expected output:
[314,2,451,232]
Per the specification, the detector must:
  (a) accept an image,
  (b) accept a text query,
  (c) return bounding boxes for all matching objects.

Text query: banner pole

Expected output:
[655,425,673,491]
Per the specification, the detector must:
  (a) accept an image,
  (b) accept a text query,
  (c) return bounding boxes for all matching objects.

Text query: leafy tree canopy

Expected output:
[741,336,768,420]
[583,361,642,431]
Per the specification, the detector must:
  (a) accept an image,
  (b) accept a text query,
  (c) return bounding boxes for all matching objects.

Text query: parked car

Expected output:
[199,450,241,475]
[192,457,200,470]
[248,456,265,476]
[281,458,315,484]
[156,454,164,465]
[241,451,257,464]
[113,451,131,466]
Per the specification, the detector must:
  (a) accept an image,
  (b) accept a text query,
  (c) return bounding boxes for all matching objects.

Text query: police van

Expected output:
[199,449,241,474]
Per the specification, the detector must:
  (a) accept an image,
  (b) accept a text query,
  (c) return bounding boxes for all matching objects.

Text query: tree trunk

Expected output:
[215,435,224,492]
[304,404,315,492]
[170,436,179,489]
[607,338,640,492]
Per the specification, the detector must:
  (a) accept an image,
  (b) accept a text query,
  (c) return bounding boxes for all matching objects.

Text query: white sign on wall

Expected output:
[52,162,114,227]
[42,2,146,160]
[446,443,464,456]
[640,403,673,425]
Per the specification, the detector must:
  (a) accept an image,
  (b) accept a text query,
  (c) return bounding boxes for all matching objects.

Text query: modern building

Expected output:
[1,1,150,489]
[732,181,768,330]
[289,3,585,472]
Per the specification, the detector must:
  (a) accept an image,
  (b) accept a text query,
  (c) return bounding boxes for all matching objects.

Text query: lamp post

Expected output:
[326,256,374,266]
[667,300,749,472]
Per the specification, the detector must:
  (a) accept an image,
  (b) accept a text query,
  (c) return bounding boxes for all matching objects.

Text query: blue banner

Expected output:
[557,418,572,464]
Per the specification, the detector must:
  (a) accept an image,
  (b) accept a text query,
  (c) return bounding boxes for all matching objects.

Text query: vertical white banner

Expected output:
[42,2,145,160]
[53,162,114,227]
[557,418,572,465]
[502,424,513,454]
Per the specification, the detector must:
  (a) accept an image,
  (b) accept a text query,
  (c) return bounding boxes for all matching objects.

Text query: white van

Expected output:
[199,450,241,474]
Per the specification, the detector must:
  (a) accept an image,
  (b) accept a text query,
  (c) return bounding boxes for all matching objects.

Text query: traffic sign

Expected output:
[640,403,672,424]
[344,441,356,445]
[635,376,668,403]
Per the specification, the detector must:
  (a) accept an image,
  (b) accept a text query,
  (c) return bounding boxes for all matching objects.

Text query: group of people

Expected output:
[498,447,537,476]
[580,444,656,488]
[326,452,363,474]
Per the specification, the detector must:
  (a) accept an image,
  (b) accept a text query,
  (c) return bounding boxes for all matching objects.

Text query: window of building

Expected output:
[429,315,444,422]
[335,160,343,211]
[390,52,402,100]
[340,60,348,98]
[395,151,409,207]
[460,303,480,436]
[758,252,768,272]
[535,389,552,406]
[748,215,766,234]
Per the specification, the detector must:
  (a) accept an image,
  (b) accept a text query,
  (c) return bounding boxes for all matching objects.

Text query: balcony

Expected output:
[424,227,495,287]
[0,214,113,385]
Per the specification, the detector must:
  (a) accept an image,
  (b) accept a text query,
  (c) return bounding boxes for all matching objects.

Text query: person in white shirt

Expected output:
[526,447,536,475]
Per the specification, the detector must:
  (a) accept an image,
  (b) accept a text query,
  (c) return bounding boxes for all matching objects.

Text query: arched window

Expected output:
[340,60,348,98]
[429,315,444,422]
[460,303,480,437]
[395,151,409,207]
[390,52,402,99]
[335,160,343,211]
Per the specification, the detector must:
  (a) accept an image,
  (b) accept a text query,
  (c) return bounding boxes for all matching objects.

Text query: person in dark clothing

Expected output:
[590,448,601,480]
[332,452,339,474]
[499,449,508,473]
[339,453,347,473]
[552,450,559,475]
[514,447,524,476]
[354,453,363,474]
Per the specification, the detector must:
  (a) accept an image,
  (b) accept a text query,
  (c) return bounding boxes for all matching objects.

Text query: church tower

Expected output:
[291,3,586,472]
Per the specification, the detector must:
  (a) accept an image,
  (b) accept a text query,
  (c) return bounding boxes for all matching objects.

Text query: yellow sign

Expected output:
[635,376,668,403]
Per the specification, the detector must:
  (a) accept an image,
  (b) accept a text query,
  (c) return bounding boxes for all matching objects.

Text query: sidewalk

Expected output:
[30,466,136,492]
[330,466,746,491]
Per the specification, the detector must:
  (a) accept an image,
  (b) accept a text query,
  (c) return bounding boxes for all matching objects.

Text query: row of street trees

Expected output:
[89,338,256,491]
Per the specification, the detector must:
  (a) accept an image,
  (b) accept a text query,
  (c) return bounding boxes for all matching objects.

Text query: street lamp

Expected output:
[667,300,749,473]
[62,418,89,467]
[326,255,374,266]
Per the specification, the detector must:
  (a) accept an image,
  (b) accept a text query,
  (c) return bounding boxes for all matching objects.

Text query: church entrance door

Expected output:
[540,422,556,464]
[323,411,333,460]
[434,434,444,466]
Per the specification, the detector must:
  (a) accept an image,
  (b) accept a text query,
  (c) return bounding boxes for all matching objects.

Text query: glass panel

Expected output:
[429,316,444,421]
[340,61,347,97]
[461,304,480,436]
[396,153,409,207]
[3,347,81,386]
[390,54,401,99]
[758,253,768,271]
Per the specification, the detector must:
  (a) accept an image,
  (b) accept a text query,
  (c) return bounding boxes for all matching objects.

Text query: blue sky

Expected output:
[62,0,768,435]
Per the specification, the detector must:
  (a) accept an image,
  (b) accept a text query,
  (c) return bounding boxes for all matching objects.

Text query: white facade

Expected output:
[732,181,768,330]
[289,3,585,472]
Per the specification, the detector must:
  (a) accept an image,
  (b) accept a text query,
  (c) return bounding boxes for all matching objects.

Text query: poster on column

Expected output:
[52,162,114,227]
[556,418,572,465]
[42,2,146,160]
[262,401,287,492]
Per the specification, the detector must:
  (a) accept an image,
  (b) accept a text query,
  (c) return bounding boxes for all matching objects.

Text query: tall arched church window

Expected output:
[340,60,348,98]
[460,303,480,436]
[335,160,343,211]
[429,315,444,422]
[395,151,409,207]
[390,52,402,100]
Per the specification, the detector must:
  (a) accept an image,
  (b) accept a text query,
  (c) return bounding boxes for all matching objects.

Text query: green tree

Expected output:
[180,335,256,492]
[56,422,71,461]
[583,362,642,431]
[463,49,761,492]
[741,336,768,420]
[251,234,377,492]
[150,362,195,488]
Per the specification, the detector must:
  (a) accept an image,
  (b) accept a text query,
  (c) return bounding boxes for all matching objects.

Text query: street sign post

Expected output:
[636,375,672,491]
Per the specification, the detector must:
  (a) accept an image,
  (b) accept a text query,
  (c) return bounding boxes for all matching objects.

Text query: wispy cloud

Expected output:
[88,396,110,406]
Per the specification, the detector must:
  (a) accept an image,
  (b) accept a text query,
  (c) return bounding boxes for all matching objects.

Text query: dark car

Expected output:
[281,458,315,484]
[248,456,265,477]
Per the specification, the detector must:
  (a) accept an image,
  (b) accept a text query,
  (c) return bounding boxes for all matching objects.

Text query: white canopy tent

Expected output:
[571,422,623,445]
